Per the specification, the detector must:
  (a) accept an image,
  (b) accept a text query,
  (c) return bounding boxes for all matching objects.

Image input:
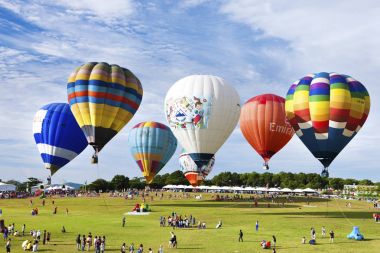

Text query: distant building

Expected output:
[343,185,378,196]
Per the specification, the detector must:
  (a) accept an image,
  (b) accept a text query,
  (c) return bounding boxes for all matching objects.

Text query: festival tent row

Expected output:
[162,185,318,194]
[0,182,16,192]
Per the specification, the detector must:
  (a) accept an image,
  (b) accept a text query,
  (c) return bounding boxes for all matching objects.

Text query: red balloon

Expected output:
[240,94,294,169]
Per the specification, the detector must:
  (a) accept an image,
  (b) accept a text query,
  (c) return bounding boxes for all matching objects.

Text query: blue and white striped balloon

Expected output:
[33,103,88,175]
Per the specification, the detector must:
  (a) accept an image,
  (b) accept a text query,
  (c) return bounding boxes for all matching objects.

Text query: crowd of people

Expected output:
[302,227,335,245]
[75,233,106,252]
[0,221,52,252]
[159,212,202,228]
[119,242,164,253]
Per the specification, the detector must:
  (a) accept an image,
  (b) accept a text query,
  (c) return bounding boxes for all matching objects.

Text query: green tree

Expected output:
[111,175,129,191]
[165,170,189,185]
[88,179,112,192]
[358,179,374,185]
[129,177,146,189]
[329,178,344,190]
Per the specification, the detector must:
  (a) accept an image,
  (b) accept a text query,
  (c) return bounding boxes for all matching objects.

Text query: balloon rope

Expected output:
[337,200,353,226]
[96,161,109,211]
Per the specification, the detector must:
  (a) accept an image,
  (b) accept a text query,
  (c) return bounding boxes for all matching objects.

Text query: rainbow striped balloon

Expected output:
[285,72,370,176]
[128,122,177,183]
[67,62,143,158]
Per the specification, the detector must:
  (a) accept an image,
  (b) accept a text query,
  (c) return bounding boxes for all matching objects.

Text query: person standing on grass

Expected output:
[76,234,81,250]
[46,232,51,244]
[42,230,46,245]
[255,220,259,232]
[22,224,26,236]
[272,235,276,248]
[121,243,126,253]
[157,245,163,253]
[5,238,11,253]
[322,226,326,238]
[102,236,106,250]
[148,248,153,253]
[129,243,135,253]
[137,244,143,253]
[100,240,105,253]
[239,230,243,242]
[329,230,334,243]
[81,235,86,251]
[122,216,126,227]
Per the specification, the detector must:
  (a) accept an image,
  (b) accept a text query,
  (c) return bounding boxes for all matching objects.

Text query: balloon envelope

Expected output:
[67,62,143,156]
[33,103,88,175]
[285,72,370,174]
[240,94,293,168]
[179,152,215,186]
[128,121,177,183]
[165,75,240,170]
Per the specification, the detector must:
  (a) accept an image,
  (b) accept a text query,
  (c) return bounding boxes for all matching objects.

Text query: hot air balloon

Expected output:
[164,75,240,182]
[240,94,294,170]
[285,72,370,177]
[67,62,143,163]
[128,121,177,183]
[179,152,215,186]
[33,103,88,176]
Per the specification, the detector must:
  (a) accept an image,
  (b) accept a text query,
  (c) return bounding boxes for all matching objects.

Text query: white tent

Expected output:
[302,188,317,193]
[0,182,16,192]
[280,188,292,193]
[268,187,281,192]
[293,189,304,194]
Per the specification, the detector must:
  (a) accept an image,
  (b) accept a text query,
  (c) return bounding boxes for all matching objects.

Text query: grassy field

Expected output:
[0,193,379,253]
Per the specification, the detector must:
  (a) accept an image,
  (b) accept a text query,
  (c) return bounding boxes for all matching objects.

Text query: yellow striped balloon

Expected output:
[67,62,143,161]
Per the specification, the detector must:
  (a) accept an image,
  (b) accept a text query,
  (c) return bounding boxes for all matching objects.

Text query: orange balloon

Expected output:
[240,94,294,169]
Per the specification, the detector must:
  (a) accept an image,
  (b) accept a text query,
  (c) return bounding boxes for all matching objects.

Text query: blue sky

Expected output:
[0,0,379,183]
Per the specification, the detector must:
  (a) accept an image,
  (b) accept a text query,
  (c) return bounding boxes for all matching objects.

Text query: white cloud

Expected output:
[56,0,135,21]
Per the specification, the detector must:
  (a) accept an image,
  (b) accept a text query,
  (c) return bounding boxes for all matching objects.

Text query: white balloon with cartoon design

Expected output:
[165,75,240,185]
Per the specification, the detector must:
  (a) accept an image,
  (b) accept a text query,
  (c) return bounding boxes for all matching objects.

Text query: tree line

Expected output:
[2,171,379,192]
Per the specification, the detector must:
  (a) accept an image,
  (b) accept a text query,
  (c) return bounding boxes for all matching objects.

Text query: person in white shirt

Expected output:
[32,241,38,252]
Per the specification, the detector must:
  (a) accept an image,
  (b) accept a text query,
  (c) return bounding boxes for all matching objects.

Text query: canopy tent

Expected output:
[280,188,292,193]
[0,182,16,192]
[161,185,318,194]
[45,184,74,191]
[302,188,317,193]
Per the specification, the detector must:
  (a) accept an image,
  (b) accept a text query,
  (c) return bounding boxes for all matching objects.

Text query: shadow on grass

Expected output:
[177,247,204,250]
[256,211,375,219]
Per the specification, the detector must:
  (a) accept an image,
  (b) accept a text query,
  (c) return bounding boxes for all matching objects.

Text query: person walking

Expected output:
[255,220,259,232]
[122,217,126,227]
[239,230,243,242]
[329,230,335,243]
[76,234,81,250]
[5,238,11,253]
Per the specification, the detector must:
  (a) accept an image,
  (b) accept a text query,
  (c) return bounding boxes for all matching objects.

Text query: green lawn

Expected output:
[0,193,379,253]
